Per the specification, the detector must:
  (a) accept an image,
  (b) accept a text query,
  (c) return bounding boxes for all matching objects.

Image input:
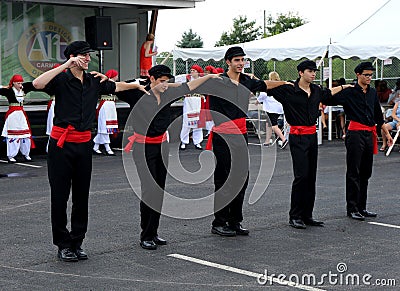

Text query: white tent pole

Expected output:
[173,58,176,75]
[328,57,333,141]
[381,59,384,79]
[343,59,346,81]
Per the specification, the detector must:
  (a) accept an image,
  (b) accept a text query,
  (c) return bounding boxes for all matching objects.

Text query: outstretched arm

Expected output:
[330,84,354,95]
[265,80,291,89]
[187,74,222,91]
[115,81,149,95]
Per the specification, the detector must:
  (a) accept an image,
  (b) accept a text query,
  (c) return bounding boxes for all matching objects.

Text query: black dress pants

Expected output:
[345,130,373,213]
[47,138,92,249]
[212,133,249,227]
[288,133,318,220]
[133,142,168,241]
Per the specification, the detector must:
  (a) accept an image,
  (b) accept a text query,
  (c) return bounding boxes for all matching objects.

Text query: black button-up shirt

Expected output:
[117,83,190,137]
[206,74,267,126]
[42,69,116,131]
[268,81,333,126]
[325,83,384,129]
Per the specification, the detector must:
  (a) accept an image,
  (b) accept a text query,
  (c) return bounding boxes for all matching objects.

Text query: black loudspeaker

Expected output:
[85,16,112,50]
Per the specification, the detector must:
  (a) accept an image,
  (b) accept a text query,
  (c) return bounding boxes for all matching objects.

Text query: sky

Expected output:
[154,0,388,52]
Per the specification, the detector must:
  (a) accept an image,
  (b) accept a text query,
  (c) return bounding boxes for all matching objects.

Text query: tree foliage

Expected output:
[265,12,307,37]
[176,28,204,48]
[215,16,262,47]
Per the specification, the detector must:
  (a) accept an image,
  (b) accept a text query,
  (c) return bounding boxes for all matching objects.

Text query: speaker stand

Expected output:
[97,50,104,73]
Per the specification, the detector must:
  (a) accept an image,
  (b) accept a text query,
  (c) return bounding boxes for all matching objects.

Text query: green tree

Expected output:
[176,28,204,48]
[265,12,307,37]
[215,16,262,47]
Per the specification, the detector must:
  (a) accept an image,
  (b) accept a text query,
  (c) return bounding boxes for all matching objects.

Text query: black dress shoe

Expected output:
[57,248,78,262]
[289,218,307,229]
[140,240,157,250]
[211,225,236,237]
[75,248,88,260]
[153,236,167,245]
[347,212,365,221]
[303,218,324,227]
[360,210,377,217]
[228,223,249,235]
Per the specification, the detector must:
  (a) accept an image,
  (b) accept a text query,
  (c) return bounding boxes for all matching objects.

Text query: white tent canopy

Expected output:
[173,21,348,61]
[329,0,400,59]
[173,1,397,62]
[172,7,377,62]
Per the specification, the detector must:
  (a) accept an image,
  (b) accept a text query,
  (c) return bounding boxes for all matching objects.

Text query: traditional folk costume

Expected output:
[268,60,335,227]
[180,65,205,150]
[119,65,190,247]
[206,73,267,233]
[0,75,36,162]
[93,69,119,156]
[328,62,383,219]
[42,41,117,255]
[93,94,118,155]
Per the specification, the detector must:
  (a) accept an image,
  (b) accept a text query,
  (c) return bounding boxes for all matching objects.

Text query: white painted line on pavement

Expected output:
[248,142,262,146]
[0,159,42,168]
[168,253,326,291]
[368,221,400,229]
[0,264,243,288]
[0,199,47,212]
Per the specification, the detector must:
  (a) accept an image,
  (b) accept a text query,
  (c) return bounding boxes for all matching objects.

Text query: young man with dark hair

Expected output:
[327,61,392,220]
[121,65,220,250]
[206,46,288,237]
[33,40,148,262]
[267,60,350,229]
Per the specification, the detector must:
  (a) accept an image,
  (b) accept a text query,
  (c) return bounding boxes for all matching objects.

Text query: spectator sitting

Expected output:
[377,80,392,103]
[381,100,400,151]
[388,78,400,105]
[257,71,287,149]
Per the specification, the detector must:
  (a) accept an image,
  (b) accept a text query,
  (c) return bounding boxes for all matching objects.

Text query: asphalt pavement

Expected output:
[0,136,399,290]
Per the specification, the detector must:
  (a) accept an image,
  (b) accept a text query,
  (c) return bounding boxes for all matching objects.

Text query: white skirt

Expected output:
[1,110,31,138]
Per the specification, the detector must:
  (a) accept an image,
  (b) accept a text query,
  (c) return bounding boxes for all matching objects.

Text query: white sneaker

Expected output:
[106,150,115,156]
[195,144,202,150]
[24,155,32,161]
[93,148,102,155]
[8,157,16,163]
[180,143,186,150]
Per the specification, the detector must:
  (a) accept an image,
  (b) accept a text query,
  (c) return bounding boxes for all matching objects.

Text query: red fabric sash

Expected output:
[348,120,378,154]
[5,106,35,148]
[197,97,207,128]
[290,125,316,135]
[106,120,118,126]
[50,125,91,148]
[96,100,106,119]
[47,99,53,112]
[205,118,247,150]
[124,132,167,152]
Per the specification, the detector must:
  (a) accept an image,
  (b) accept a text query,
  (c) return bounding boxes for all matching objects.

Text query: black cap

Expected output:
[64,41,95,59]
[297,60,319,71]
[224,46,246,60]
[148,65,174,79]
[354,62,375,74]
